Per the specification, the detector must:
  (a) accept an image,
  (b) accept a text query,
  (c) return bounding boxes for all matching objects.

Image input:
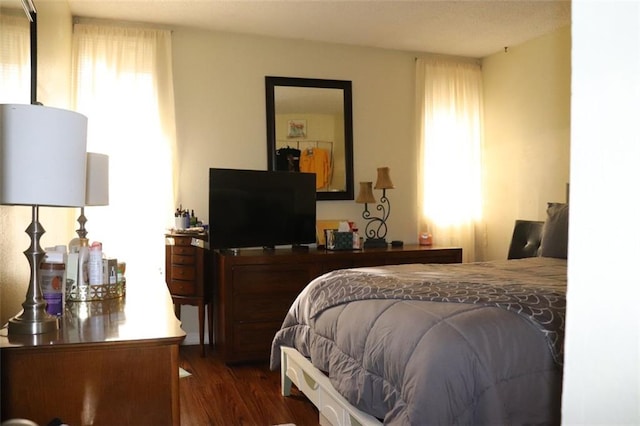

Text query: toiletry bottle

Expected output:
[117,262,126,284]
[109,264,117,284]
[352,228,361,250]
[419,232,433,246]
[40,250,65,316]
[88,242,103,285]
[55,245,68,310]
[77,245,90,287]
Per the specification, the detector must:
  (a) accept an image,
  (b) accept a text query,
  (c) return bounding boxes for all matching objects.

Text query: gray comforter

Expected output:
[270,257,565,425]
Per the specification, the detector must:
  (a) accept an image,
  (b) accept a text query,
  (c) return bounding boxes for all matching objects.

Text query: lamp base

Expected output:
[7,205,61,335]
[76,206,88,239]
[7,312,59,335]
[363,238,388,249]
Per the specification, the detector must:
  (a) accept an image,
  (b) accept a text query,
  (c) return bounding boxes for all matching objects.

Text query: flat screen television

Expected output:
[209,168,317,250]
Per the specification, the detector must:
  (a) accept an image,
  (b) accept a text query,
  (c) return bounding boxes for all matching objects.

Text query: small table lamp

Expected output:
[0,104,88,335]
[356,167,394,248]
[75,152,109,241]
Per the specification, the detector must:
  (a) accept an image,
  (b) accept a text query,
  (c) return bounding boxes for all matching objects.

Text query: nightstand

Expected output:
[165,232,213,356]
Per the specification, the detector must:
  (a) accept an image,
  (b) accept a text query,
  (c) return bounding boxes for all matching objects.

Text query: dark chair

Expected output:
[507,220,544,259]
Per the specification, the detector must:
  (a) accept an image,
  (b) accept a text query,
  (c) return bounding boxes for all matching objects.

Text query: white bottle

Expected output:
[88,242,103,285]
[67,239,88,296]
[353,230,361,250]
[78,246,90,287]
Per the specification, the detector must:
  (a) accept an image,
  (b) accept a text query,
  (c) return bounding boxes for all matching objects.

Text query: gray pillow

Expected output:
[539,202,569,259]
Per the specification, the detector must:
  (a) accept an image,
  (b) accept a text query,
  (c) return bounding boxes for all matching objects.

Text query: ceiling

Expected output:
[59,0,571,58]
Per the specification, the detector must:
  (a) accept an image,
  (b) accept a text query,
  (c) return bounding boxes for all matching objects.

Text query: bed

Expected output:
[270,204,568,425]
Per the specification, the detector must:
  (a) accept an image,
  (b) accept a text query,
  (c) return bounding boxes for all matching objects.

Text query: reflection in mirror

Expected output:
[266,76,354,201]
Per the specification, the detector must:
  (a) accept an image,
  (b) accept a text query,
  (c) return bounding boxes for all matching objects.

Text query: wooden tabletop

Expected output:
[0,279,185,350]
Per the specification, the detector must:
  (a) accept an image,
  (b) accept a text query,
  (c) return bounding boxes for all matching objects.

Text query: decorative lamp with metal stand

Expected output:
[75,152,109,242]
[0,103,88,335]
[356,167,394,249]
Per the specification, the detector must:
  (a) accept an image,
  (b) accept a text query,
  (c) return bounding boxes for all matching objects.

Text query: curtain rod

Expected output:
[73,16,174,32]
[20,0,36,22]
[414,54,481,66]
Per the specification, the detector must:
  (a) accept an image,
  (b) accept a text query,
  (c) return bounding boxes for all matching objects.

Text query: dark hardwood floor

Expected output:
[179,345,320,426]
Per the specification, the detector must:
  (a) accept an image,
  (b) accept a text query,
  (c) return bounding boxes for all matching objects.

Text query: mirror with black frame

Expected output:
[265,76,354,201]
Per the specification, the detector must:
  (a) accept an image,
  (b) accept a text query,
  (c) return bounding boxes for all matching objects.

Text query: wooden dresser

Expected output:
[0,281,185,425]
[214,245,462,363]
[165,232,213,356]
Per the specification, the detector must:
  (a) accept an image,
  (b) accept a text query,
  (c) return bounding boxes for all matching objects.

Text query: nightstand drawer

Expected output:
[171,265,196,280]
[168,279,196,296]
[171,254,195,265]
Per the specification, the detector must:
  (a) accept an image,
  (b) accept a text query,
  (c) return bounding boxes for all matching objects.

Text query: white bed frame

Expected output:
[280,346,382,426]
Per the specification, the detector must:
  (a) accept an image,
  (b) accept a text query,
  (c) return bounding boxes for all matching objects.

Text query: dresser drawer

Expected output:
[173,245,196,256]
[230,265,310,321]
[168,279,196,296]
[233,294,298,322]
[171,265,196,281]
[172,236,192,246]
[232,320,282,359]
[231,264,311,295]
[171,254,195,265]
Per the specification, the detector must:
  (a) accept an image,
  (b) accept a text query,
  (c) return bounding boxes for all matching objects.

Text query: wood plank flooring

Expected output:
[179,345,320,426]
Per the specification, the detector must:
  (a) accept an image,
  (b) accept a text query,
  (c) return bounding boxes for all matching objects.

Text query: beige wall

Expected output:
[171,29,419,245]
[0,2,77,326]
[481,26,571,261]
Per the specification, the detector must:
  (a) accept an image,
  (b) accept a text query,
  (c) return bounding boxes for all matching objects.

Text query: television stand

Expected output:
[262,246,276,252]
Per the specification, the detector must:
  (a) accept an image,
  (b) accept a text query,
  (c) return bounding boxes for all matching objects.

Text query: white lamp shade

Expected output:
[0,104,88,207]
[86,152,109,206]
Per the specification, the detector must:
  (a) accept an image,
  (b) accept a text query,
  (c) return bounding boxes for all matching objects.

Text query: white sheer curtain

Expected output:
[416,57,484,262]
[0,12,30,103]
[72,23,177,284]
[0,11,31,324]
